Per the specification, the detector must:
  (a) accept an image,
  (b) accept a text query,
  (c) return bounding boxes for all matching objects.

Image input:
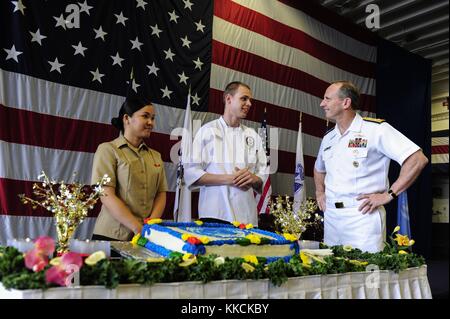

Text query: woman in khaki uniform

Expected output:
[91,97,168,241]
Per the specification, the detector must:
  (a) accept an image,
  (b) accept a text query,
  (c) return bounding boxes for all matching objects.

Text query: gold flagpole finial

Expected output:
[299,112,302,122]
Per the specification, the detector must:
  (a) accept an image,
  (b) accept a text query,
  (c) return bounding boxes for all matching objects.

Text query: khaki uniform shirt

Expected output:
[91,135,168,240]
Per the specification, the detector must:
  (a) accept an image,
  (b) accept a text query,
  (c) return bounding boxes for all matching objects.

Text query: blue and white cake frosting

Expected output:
[139,222,299,262]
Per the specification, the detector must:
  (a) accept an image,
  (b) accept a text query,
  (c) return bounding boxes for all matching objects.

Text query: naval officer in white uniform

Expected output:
[184,81,267,226]
[314,81,428,252]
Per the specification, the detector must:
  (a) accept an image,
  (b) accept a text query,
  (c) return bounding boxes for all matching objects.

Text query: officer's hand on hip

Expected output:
[315,192,326,212]
[357,192,392,214]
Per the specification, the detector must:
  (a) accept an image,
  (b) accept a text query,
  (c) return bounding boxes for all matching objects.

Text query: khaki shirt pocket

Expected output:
[116,160,130,201]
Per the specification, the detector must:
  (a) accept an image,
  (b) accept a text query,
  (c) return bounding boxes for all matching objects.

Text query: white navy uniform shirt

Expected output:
[184,117,268,225]
[314,113,420,205]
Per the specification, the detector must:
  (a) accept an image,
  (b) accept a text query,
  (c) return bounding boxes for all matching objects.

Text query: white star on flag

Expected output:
[161,86,173,99]
[164,48,175,61]
[4,45,23,63]
[168,10,179,23]
[78,1,93,15]
[180,36,192,49]
[135,0,147,10]
[111,53,124,67]
[191,93,201,106]
[53,14,67,30]
[130,37,143,51]
[150,24,163,38]
[90,68,104,83]
[183,0,194,11]
[30,29,47,45]
[178,72,189,85]
[94,26,107,41]
[193,57,203,70]
[72,42,87,56]
[114,12,128,26]
[195,20,205,33]
[11,0,26,15]
[147,62,159,76]
[48,58,65,73]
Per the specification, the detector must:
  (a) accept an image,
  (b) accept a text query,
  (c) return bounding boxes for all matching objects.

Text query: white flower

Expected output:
[214,257,225,266]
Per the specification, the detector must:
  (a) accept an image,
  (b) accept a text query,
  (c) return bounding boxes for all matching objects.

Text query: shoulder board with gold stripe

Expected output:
[324,126,334,136]
[363,117,386,124]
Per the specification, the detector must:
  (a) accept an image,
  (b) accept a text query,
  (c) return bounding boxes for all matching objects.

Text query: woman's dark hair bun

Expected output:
[111,117,123,130]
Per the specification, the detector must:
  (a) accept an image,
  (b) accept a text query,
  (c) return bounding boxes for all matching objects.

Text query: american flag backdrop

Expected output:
[0,0,377,244]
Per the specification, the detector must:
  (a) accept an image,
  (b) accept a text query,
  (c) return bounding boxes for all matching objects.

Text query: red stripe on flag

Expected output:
[0,103,116,153]
[212,41,375,113]
[0,103,180,161]
[0,178,199,220]
[432,145,449,155]
[214,0,376,78]
[257,179,272,213]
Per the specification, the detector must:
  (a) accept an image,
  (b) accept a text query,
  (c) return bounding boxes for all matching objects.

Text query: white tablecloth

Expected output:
[0,265,432,299]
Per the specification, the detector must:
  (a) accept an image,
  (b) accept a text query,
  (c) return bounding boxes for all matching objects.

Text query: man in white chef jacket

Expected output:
[184,81,268,226]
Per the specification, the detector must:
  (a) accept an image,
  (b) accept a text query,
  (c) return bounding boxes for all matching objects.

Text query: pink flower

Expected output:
[24,248,49,272]
[34,236,55,256]
[45,265,68,286]
[24,236,56,272]
[45,252,83,287]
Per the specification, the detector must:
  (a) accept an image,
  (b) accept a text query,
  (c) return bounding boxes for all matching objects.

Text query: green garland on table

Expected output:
[0,243,426,291]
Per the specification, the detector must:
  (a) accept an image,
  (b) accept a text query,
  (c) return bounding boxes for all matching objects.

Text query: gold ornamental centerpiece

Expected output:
[19,171,110,254]
[270,195,323,240]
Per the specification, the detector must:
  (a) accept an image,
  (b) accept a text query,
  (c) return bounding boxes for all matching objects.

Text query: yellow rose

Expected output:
[243,255,258,265]
[241,262,255,273]
[200,236,210,244]
[394,234,410,246]
[232,221,241,227]
[409,239,415,246]
[181,234,190,241]
[393,226,401,233]
[398,250,408,255]
[245,224,254,229]
[194,220,203,226]
[300,251,312,265]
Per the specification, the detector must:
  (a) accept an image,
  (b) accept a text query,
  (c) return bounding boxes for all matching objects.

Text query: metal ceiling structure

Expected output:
[312,0,449,104]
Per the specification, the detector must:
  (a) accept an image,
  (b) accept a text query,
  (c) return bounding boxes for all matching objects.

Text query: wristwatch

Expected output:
[388,189,397,199]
